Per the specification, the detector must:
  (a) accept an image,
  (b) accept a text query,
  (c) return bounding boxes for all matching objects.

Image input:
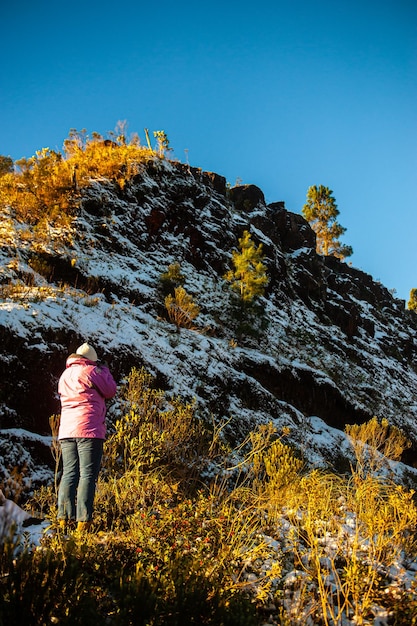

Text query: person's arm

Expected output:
[90,366,117,399]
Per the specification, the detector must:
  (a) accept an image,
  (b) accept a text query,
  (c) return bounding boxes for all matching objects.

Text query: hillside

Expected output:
[1,152,417,488]
[2,145,417,624]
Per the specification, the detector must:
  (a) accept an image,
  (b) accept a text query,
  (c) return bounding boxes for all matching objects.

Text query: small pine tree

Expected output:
[302,185,353,260]
[161,262,185,287]
[224,230,269,302]
[160,262,186,296]
[407,288,417,311]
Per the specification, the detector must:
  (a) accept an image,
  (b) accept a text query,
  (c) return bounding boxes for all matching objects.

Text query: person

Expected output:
[57,342,117,532]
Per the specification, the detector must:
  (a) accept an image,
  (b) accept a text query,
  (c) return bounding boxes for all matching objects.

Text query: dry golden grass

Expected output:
[0,125,156,232]
[4,374,417,625]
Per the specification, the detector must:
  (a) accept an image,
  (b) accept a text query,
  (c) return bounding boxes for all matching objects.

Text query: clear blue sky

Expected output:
[1,0,416,301]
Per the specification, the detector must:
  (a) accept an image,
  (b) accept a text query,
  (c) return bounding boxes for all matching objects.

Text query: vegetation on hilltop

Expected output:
[0,123,160,231]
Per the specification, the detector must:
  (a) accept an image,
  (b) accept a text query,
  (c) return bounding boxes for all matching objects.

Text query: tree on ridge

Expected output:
[302,185,353,260]
[407,288,417,311]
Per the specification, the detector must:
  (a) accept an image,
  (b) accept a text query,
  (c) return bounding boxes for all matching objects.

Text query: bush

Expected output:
[345,416,411,478]
[165,286,200,329]
[103,367,212,479]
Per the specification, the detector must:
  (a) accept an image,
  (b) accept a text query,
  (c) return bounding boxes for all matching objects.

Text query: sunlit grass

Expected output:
[0,125,156,233]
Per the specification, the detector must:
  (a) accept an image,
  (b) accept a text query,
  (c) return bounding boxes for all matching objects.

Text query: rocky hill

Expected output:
[1,156,417,490]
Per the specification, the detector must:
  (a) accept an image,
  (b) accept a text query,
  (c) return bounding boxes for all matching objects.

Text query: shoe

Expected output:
[58,519,76,534]
[76,521,92,533]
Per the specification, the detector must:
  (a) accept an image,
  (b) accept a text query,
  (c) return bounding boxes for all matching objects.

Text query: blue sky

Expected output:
[1,0,416,301]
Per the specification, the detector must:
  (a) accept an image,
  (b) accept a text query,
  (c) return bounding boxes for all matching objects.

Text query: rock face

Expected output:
[1,157,417,477]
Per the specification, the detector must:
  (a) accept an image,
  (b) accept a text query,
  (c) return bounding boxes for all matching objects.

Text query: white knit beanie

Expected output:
[76,342,98,362]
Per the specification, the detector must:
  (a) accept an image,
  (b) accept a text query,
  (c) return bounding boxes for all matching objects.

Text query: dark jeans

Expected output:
[58,438,104,522]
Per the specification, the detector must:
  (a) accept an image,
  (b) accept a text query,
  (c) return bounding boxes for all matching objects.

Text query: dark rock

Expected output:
[229,184,266,212]
[239,356,370,429]
[204,171,227,196]
[267,203,316,251]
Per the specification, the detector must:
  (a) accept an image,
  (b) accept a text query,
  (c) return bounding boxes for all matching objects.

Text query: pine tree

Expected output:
[224,230,269,302]
[407,288,417,311]
[302,185,353,260]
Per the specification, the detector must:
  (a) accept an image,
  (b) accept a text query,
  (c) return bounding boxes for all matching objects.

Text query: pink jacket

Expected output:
[58,355,117,440]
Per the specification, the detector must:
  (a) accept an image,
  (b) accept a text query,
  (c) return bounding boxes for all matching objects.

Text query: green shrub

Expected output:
[160,262,186,296]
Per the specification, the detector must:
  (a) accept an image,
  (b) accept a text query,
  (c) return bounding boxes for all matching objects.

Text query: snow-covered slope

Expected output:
[1,157,417,492]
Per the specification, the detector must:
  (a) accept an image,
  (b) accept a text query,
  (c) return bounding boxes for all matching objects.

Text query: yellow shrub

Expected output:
[0,126,155,231]
[253,438,303,513]
[102,367,212,488]
[345,416,411,478]
[165,286,200,328]
[0,149,73,225]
